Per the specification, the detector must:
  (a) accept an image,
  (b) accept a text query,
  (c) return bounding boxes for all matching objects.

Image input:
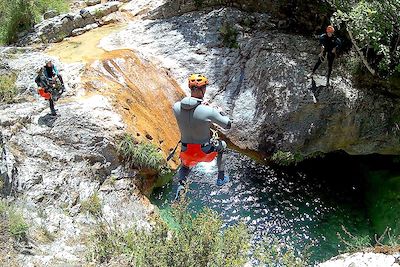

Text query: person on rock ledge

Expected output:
[35,60,65,116]
[308,25,341,86]
[172,74,231,200]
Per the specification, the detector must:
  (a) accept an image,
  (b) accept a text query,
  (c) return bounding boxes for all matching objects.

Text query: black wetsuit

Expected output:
[44,65,64,85]
[312,33,341,83]
[35,67,58,116]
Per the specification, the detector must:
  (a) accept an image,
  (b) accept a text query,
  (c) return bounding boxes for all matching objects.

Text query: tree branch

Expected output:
[347,26,376,76]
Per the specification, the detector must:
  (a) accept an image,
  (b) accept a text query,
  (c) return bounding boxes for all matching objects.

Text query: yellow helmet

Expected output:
[188,74,209,89]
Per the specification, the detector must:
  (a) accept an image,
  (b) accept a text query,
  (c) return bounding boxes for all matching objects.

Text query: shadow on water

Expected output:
[38,114,57,127]
[151,150,400,264]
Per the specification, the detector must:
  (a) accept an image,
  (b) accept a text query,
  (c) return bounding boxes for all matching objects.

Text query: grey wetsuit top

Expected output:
[173,97,231,144]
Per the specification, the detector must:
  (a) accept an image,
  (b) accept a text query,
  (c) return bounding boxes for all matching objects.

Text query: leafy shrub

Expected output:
[0,73,17,103]
[337,227,372,253]
[220,21,239,49]
[8,211,29,240]
[88,203,310,266]
[330,0,400,77]
[118,134,166,172]
[337,225,400,253]
[253,238,308,267]
[88,207,252,266]
[194,0,204,8]
[271,151,304,166]
[81,192,102,217]
[0,0,69,44]
[0,200,29,241]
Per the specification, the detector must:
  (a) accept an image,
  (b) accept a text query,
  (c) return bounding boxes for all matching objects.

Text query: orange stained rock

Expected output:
[46,23,125,63]
[83,49,185,169]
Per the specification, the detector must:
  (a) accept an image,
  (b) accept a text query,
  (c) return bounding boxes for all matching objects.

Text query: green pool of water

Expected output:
[150,151,400,264]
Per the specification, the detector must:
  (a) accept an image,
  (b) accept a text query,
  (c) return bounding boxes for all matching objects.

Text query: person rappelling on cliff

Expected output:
[308,25,341,86]
[35,60,65,116]
[172,74,231,200]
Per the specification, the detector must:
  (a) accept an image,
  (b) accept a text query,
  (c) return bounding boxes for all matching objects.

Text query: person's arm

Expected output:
[53,65,59,76]
[209,108,231,130]
[43,68,50,79]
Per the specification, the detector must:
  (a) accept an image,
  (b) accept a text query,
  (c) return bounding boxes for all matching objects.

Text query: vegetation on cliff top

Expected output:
[88,200,308,266]
[330,0,399,78]
[0,0,69,44]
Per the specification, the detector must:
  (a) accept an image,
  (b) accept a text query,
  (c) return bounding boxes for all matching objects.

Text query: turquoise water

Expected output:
[150,151,400,264]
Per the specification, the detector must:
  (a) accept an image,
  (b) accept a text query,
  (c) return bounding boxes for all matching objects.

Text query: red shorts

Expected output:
[180,144,217,168]
[38,88,51,100]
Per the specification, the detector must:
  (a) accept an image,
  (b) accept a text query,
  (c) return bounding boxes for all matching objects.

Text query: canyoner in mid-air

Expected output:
[171,74,232,200]
[35,60,65,116]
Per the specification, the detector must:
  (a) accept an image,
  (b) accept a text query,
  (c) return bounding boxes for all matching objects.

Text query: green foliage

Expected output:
[374,227,400,249]
[194,0,204,8]
[88,207,252,266]
[81,193,102,217]
[118,134,166,172]
[253,238,308,267]
[8,211,29,239]
[331,0,400,77]
[0,0,69,44]
[338,226,400,254]
[0,73,17,103]
[220,21,239,49]
[337,225,373,252]
[271,151,304,166]
[0,200,6,215]
[0,200,29,241]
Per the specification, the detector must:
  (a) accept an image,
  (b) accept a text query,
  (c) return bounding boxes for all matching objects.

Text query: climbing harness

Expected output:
[319,53,326,62]
[38,79,65,101]
[167,129,220,167]
[210,128,219,146]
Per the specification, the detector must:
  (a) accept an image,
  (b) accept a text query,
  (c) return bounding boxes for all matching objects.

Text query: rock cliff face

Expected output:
[148,0,333,33]
[318,252,400,267]
[0,9,183,263]
[100,4,400,156]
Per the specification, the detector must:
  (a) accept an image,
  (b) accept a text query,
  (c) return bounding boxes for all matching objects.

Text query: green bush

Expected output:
[194,0,204,8]
[220,21,239,49]
[0,0,69,44]
[253,238,308,267]
[0,200,29,241]
[336,226,400,253]
[88,204,309,266]
[271,151,304,166]
[0,200,7,215]
[118,134,166,172]
[0,73,17,103]
[331,0,400,77]
[88,207,252,266]
[8,211,29,240]
[337,227,370,252]
[81,192,102,217]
